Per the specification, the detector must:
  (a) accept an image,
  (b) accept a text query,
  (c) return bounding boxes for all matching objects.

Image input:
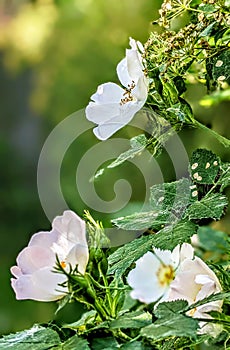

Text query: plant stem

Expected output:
[193,120,230,148]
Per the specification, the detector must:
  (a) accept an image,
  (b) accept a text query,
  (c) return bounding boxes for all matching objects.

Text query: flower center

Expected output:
[120,80,136,105]
[157,264,175,287]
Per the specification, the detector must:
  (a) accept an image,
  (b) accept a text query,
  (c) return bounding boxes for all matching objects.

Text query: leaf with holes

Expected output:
[189,149,220,185]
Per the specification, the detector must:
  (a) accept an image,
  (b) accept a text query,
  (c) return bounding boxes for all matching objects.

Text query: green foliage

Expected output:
[0,325,60,350]
[108,135,148,169]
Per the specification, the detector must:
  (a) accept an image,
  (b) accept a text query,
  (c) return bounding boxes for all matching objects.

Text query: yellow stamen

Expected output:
[157,264,175,287]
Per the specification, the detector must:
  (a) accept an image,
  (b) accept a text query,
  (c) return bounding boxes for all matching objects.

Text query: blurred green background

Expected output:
[0,0,229,335]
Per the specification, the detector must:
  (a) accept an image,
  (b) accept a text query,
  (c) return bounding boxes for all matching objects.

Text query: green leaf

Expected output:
[152,220,197,251]
[186,193,228,220]
[108,234,155,276]
[197,226,230,253]
[199,22,216,37]
[187,292,230,311]
[112,210,167,230]
[63,310,97,330]
[140,314,198,340]
[91,337,119,350]
[61,335,90,350]
[154,300,188,318]
[212,51,230,84]
[108,134,148,169]
[189,149,220,184]
[113,178,193,231]
[121,341,152,349]
[219,163,230,191]
[108,220,197,276]
[109,310,152,329]
[0,325,60,350]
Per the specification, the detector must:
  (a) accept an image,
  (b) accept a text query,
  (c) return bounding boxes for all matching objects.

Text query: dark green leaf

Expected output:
[186,193,228,220]
[154,300,188,318]
[152,220,197,251]
[212,51,230,84]
[62,335,90,350]
[108,220,197,276]
[91,337,119,350]
[189,149,220,184]
[141,314,198,340]
[108,234,155,276]
[0,325,60,350]
[109,310,152,329]
[108,134,148,168]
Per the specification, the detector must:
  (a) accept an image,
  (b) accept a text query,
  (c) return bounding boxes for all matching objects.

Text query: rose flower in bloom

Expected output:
[86,37,149,140]
[127,243,222,334]
[11,210,89,302]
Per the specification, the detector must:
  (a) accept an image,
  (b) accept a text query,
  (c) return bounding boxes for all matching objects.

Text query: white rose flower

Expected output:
[127,243,193,304]
[11,210,89,302]
[85,37,149,140]
[127,243,222,335]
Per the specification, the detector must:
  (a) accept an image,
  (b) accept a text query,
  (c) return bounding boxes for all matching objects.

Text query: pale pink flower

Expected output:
[11,210,88,302]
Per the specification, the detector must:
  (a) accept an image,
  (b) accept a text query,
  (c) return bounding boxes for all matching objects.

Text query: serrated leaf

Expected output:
[113,178,193,231]
[91,337,119,350]
[141,314,198,340]
[108,134,148,169]
[0,325,60,350]
[63,310,97,330]
[188,292,230,312]
[150,178,193,217]
[112,210,167,230]
[219,163,230,191]
[186,193,228,220]
[62,335,90,350]
[108,234,155,276]
[152,220,197,251]
[154,300,188,318]
[190,149,220,184]
[108,220,197,276]
[109,310,152,329]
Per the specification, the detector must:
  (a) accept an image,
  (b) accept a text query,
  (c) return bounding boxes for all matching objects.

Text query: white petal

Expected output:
[11,268,67,301]
[132,76,148,101]
[153,248,173,266]
[127,252,165,304]
[86,102,121,124]
[54,210,86,245]
[116,58,131,88]
[10,266,22,278]
[126,49,144,82]
[90,82,124,104]
[66,243,89,275]
[16,246,55,275]
[28,230,59,249]
[129,37,144,53]
[93,102,141,140]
